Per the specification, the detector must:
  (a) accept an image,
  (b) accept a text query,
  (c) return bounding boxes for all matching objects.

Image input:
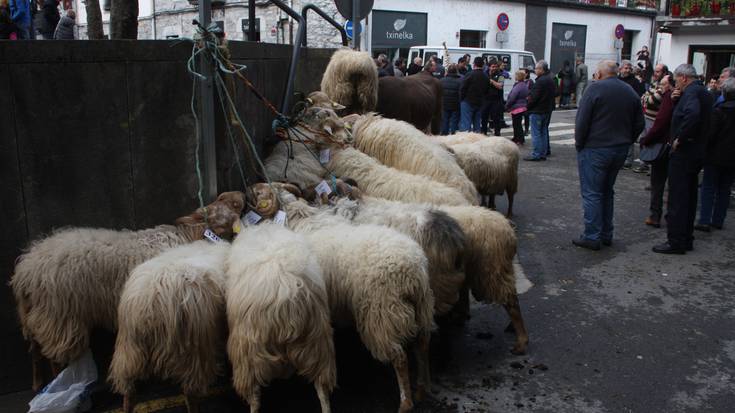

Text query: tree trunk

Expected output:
[110,0,139,39]
[85,0,104,39]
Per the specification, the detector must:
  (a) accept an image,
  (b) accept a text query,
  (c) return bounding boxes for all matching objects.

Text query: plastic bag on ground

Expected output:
[28,349,97,413]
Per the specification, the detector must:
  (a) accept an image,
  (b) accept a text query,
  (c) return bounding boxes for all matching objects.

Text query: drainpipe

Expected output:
[152,0,156,39]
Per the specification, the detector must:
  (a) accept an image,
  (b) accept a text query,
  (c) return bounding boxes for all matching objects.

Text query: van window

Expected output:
[424,51,438,63]
[410,50,419,63]
[521,55,535,70]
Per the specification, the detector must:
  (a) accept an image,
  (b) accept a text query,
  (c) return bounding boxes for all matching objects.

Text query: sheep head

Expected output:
[297,106,354,148]
[175,191,245,238]
[306,91,346,111]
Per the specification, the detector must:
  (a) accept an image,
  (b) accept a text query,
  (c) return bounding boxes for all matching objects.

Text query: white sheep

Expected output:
[430,134,519,217]
[225,222,336,413]
[108,241,230,413]
[320,48,378,114]
[351,114,479,205]
[10,192,245,391]
[250,183,434,412]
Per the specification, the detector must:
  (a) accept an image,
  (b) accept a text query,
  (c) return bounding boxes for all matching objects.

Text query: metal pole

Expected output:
[352,0,360,50]
[198,0,218,202]
[248,0,256,41]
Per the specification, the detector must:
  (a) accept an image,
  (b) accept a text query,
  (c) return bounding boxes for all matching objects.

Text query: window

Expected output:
[460,30,486,48]
[521,55,535,70]
[483,54,512,71]
[424,51,438,63]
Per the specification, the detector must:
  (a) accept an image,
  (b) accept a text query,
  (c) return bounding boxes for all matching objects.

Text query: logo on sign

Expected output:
[564,30,573,40]
[386,18,413,40]
[559,30,576,47]
[393,19,406,31]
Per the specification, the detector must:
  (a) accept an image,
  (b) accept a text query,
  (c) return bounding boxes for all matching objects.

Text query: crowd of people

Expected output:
[1,0,75,40]
[573,60,734,255]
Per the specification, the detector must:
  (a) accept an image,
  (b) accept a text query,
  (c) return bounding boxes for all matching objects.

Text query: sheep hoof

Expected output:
[398,399,414,412]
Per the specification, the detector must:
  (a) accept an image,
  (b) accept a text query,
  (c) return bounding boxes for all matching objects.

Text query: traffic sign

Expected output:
[335,0,374,21]
[615,24,625,39]
[344,20,362,39]
[497,13,510,31]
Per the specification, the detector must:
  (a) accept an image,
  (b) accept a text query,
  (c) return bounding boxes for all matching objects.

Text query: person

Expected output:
[523,67,534,135]
[636,45,650,61]
[695,78,735,232]
[53,7,73,39]
[481,59,504,136]
[573,60,645,250]
[393,57,406,77]
[557,60,575,108]
[407,56,422,76]
[457,56,469,76]
[639,74,675,228]
[575,57,589,107]
[710,66,734,107]
[376,54,394,78]
[431,55,445,79]
[0,0,18,39]
[653,64,713,254]
[38,0,58,39]
[524,60,556,161]
[618,60,645,96]
[633,64,671,174]
[9,0,31,39]
[506,70,529,145]
[441,63,462,135]
[459,56,490,132]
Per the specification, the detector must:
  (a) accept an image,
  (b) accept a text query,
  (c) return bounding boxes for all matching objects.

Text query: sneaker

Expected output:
[622,163,632,170]
[632,165,649,174]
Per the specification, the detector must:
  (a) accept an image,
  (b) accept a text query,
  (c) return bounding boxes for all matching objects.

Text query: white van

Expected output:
[408,46,537,99]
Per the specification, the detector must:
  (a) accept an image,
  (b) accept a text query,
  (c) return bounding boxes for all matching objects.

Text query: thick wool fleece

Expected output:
[320,48,378,114]
[109,241,230,396]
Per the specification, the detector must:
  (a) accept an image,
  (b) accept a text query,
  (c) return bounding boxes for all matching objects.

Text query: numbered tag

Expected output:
[203,229,224,243]
[273,210,287,226]
[315,180,332,196]
[244,211,262,226]
[319,149,331,164]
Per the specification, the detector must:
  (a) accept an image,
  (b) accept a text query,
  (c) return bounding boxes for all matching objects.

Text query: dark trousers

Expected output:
[481,99,503,136]
[648,154,669,221]
[666,151,703,249]
[524,112,530,134]
[511,113,525,143]
[699,164,735,227]
[441,109,460,135]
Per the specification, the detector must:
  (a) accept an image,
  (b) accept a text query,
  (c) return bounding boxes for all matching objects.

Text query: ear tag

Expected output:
[258,200,269,209]
[315,180,332,196]
[273,210,287,226]
[203,229,224,243]
[245,211,262,226]
[232,219,242,234]
[319,149,331,164]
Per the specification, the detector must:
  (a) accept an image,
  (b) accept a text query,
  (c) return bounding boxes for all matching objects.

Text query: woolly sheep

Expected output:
[108,240,231,413]
[320,48,378,114]
[430,134,519,217]
[351,114,479,205]
[225,223,336,413]
[251,183,434,412]
[11,192,245,391]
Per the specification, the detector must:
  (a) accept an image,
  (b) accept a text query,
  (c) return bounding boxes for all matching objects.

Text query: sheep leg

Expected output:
[184,393,200,413]
[392,349,414,413]
[30,340,46,392]
[506,191,515,219]
[315,383,332,413]
[245,386,261,413]
[412,332,431,402]
[122,391,135,413]
[488,195,496,210]
[504,294,529,355]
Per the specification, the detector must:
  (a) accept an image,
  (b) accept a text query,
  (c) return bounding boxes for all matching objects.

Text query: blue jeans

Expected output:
[459,101,482,132]
[698,165,735,228]
[577,145,629,242]
[529,113,550,159]
[441,109,460,135]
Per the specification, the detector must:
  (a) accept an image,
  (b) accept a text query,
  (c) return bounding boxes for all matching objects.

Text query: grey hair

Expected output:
[621,60,633,68]
[597,60,618,76]
[723,77,735,100]
[536,60,549,72]
[722,66,735,78]
[674,64,698,79]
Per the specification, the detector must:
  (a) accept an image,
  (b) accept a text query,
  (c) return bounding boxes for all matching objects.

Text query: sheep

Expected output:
[309,181,528,355]
[430,133,519,217]
[351,114,479,205]
[225,223,336,413]
[108,241,231,413]
[10,192,245,392]
[320,48,378,114]
[250,182,434,412]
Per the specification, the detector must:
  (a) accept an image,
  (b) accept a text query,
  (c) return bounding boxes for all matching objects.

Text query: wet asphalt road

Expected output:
[3,110,734,413]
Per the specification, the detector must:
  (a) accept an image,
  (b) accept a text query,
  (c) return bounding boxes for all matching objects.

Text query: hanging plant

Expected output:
[711,0,721,14]
[672,0,682,15]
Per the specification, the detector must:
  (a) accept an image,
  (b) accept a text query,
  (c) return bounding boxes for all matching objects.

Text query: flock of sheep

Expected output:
[10,49,527,413]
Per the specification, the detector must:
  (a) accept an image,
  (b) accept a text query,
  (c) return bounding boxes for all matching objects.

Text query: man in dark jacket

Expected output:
[53,8,74,39]
[525,60,556,161]
[441,64,462,135]
[695,78,735,232]
[38,0,59,39]
[459,56,490,132]
[619,60,645,96]
[653,64,714,254]
[573,60,645,250]
[481,59,505,136]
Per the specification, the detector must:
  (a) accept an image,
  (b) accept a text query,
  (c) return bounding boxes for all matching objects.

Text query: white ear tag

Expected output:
[315,180,332,196]
[232,219,242,234]
[273,210,287,226]
[320,149,331,164]
[203,229,224,243]
[244,211,262,226]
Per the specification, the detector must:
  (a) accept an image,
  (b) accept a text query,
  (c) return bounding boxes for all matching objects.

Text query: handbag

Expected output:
[639,142,669,163]
[510,107,527,115]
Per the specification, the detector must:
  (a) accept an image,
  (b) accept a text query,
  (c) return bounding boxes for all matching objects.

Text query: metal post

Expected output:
[248,0,256,41]
[198,0,218,202]
[352,0,360,50]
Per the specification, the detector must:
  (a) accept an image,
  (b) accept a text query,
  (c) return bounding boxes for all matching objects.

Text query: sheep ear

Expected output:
[323,125,333,136]
[281,183,303,198]
[331,101,346,110]
[175,211,205,225]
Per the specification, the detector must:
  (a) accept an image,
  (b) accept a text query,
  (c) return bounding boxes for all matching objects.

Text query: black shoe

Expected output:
[572,238,601,251]
[523,156,545,161]
[694,224,711,232]
[652,242,685,255]
[602,239,612,247]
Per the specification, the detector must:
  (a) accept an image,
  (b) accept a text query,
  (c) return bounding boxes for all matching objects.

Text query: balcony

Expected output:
[562,0,659,11]
[665,0,735,17]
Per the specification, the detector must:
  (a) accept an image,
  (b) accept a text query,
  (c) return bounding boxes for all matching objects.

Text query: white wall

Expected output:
[370,0,527,51]
[545,7,653,74]
[657,30,733,69]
